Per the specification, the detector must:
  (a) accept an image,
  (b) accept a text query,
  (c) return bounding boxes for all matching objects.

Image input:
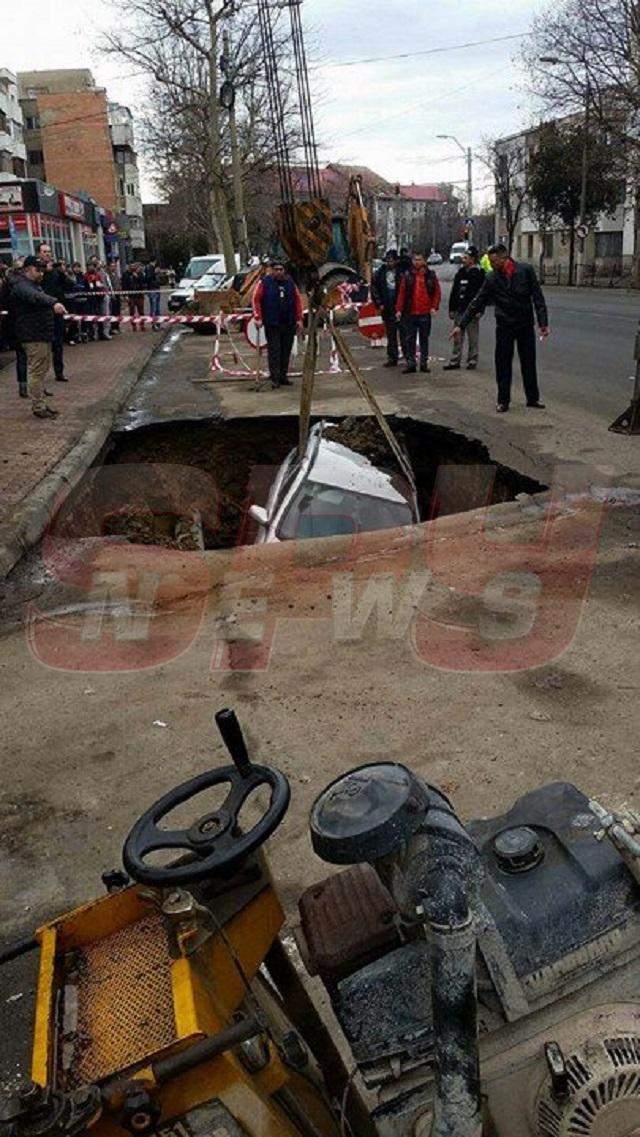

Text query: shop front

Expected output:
[0,180,106,267]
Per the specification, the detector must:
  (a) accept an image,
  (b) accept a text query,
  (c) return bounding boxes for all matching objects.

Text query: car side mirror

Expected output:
[249,504,268,526]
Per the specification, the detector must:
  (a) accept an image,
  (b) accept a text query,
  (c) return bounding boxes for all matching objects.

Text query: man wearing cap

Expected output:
[371,249,401,368]
[252,261,303,390]
[11,256,67,419]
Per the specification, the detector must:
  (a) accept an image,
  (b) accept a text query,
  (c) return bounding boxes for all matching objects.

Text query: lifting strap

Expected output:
[331,323,417,494]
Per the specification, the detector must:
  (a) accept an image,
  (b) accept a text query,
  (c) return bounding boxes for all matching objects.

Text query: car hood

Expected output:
[308,439,411,505]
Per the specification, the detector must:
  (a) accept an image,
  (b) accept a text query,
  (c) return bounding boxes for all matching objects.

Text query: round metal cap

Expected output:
[493,826,544,873]
[310,763,427,865]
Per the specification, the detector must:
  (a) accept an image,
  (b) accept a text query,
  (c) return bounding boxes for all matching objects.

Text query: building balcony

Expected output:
[111,122,135,148]
[0,132,26,161]
[123,194,143,218]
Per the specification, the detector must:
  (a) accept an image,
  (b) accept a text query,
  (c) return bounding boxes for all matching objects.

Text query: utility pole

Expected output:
[466,146,474,224]
[576,77,591,286]
[222,25,250,266]
[437,134,474,234]
[205,0,236,275]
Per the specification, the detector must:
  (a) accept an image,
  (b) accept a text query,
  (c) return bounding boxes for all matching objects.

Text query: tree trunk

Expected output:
[206,7,237,275]
[568,225,576,286]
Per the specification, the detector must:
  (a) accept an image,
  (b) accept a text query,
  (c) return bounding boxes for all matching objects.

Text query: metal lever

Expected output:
[215,708,252,777]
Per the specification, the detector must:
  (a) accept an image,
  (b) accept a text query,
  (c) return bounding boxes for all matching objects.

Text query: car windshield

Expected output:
[195,272,226,289]
[277,481,413,541]
[184,257,220,280]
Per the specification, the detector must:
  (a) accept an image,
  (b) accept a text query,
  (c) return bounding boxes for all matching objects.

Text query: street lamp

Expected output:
[539,55,591,284]
[437,133,473,224]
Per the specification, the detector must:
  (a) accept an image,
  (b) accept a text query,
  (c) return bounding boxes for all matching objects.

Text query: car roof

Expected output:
[305,432,411,505]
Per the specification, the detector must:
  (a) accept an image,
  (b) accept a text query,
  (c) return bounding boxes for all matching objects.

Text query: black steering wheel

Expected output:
[122,709,291,886]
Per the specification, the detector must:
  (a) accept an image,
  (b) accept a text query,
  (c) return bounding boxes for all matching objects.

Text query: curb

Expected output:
[0,340,161,580]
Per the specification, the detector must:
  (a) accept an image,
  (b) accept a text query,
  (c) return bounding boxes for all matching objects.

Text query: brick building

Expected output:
[18,69,144,258]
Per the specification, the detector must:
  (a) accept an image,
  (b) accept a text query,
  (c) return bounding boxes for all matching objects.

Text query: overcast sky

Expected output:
[3,0,543,206]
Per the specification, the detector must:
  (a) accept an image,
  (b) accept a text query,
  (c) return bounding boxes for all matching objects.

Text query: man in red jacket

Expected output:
[396,252,442,374]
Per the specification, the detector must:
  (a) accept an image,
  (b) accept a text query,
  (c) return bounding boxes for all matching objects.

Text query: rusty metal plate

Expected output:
[298,864,398,984]
[58,913,176,1087]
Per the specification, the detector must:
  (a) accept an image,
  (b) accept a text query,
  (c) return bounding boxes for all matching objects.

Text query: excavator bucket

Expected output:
[347,175,377,283]
[278,199,333,269]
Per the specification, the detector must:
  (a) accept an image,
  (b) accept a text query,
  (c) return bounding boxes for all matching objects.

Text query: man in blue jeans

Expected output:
[145,260,161,329]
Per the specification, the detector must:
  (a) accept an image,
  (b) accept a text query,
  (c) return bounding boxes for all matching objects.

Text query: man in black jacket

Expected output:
[1,261,28,397]
[12,256,67,419]
[444,245,484,371]
[40,250,75,382]
[371,249,401,367]
[453,243,549,412]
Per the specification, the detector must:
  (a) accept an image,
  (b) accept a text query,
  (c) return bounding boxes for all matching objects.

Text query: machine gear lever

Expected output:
[215,708,252,777]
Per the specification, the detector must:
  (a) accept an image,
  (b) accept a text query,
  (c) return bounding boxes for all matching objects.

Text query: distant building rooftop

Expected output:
[397,184,448,203]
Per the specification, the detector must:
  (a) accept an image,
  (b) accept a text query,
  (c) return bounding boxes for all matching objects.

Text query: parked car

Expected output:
[449,241,469,265]
[169,254,237,311]
[427,251,443,265]
[249,421,419,544]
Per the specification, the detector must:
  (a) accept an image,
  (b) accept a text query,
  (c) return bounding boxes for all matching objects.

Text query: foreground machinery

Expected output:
[2,710,640,1137]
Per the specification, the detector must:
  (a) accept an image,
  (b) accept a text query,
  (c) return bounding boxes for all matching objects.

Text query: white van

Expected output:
[449,242,469,265]
[169,254,236,310]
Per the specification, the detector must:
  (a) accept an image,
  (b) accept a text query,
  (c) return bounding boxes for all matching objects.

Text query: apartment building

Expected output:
[0,69,26,178]
[18,69,145,257]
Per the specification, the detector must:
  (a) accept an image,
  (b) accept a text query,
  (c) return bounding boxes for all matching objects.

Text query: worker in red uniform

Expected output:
[252,261,304,389]
[396,252,442,374]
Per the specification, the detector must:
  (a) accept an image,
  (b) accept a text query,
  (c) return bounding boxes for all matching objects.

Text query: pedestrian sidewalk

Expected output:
[0,330,158,575]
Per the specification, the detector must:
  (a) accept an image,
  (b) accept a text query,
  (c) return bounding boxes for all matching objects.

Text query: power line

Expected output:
[324,31,530,69]
[336,76,482,142]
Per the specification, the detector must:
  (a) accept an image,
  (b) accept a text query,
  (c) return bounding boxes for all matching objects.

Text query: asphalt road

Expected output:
[432,264,638,421]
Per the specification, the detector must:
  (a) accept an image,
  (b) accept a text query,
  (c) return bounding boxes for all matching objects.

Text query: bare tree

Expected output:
[522,0,640,278]
[479,141,529,254]
[523,0,640,142]
[102,1,297,270]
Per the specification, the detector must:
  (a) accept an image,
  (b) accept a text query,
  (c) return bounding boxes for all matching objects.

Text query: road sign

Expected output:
[244,317,267,351]
[358,302,386,341]
[576,223,589,240]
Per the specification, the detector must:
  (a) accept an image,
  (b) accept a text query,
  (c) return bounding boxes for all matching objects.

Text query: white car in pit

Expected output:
[249,421,419,544]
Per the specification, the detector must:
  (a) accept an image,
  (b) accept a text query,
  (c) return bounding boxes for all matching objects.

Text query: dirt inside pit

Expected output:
[51,415,545,551]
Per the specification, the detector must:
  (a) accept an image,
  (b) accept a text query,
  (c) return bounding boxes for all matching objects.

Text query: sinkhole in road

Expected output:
[58,416,546,551]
